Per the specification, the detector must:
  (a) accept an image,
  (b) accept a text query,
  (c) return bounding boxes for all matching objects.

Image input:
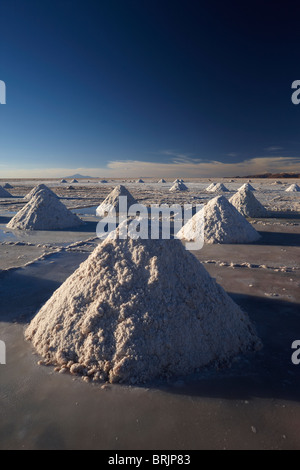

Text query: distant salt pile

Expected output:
[286,183,300,192]
[70,179,78,183]
[25,184,58,201]
[96,185,137,216]
[272,181,282,185]
[60,179,67,183]
[25,231,261,384]
[7,186,83,230]
[238,182,255,191]
[0,185,13,198]
[67,186,75,190]
[169,181,188,192]
[206,183,216,192]
[158,179,166,183]
[3,183,13,189]
[136,179,144,183]
[209,182,229,193]
[230,188,268,218]
[173,178,181,183]
[177,195,260,244]
[100,180,108,183]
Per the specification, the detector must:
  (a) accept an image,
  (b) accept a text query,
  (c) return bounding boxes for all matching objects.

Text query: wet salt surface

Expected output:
[0,228,300,449]
[0,218,98,247]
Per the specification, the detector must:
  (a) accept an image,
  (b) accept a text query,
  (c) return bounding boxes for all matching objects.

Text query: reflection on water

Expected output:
[72,206,98,216]
[0,227,19,242]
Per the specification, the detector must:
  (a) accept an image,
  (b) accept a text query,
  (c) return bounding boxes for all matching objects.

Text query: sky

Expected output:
[1,0,300,178]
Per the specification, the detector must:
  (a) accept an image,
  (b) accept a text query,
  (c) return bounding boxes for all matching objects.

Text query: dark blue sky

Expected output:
[1,0,300,177]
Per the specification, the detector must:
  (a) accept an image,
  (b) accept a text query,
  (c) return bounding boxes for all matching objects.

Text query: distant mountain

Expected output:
[234,172,300,179]
[63,174,96,179]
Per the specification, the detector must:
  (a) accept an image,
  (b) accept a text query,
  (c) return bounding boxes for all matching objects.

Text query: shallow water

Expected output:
[72,206,98,216]
[0,222,21,242]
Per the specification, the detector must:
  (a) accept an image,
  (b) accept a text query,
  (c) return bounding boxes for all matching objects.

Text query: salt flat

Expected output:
[0,177,299,449]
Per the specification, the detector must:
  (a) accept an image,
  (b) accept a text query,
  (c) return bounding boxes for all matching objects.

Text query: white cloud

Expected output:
[1,156,299,178]
[226,153,238,158]
[106,156,300,177]
[264,146,283,152]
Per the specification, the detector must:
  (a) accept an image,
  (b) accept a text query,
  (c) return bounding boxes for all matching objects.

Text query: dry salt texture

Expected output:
[7,186,83,230]
[286,183,300,192]
[25,234,261,384]
[238,182,256,191]
[177,195,260,244]
[169,181,188,192]
[25,183,58,200]
[229,187,268,218]
[96,185,137,216]
[0,185,13,198]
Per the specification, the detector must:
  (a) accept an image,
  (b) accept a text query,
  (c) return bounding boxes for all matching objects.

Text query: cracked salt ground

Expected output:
[0,209,99,248]
[201,259,299,273]
[1,178,299,215]
[0,205,100,270]
[0,241,98,272]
